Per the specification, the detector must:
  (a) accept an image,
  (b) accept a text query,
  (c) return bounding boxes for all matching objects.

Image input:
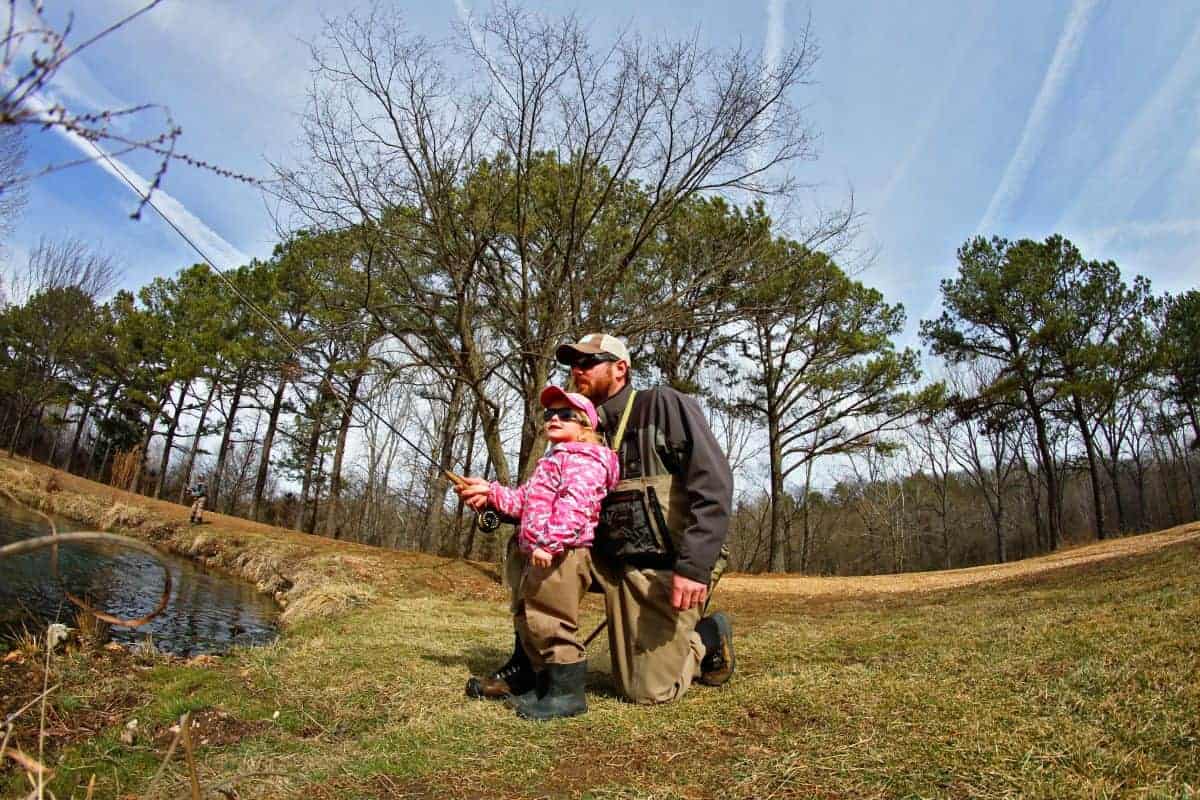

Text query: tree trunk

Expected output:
[133,387,170,495]
[1099,452,1127,535]
[306,450,326,535]
[767,426,787,573]
[1018,451,1045,553]
[209,373,246,509]
[7,407,24,457]
[1131,452,1148,531]
[798,459,815,573]
[177,379,219,504]
[454,400,480,557]
[296,375,333,530]
[251,375,290,521]
[226,413,262,515]
[1071,394,1107,539]
[1170,432,1200,521]
[422,381,464,553]
[325,371,363,540]
[473,392,511,485]
[65,382,97,471]
[154,382,190,499]
[516,358,551,482]
[47,406,62,466]
[1025,397,1061,550]
[26,405,44,458]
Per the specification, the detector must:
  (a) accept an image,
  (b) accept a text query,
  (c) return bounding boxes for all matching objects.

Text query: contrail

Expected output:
[975,0,1102,235]
[1057,18,1200,242]
[16,89,252,271]
[752,0,787,178]
[766,0,785,76]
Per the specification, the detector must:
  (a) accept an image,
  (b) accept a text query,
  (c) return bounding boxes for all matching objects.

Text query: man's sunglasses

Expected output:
[543,407,585,423]
[572,353,617,370]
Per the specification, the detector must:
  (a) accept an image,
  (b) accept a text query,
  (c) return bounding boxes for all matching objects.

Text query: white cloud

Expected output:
[976,0,1103,234]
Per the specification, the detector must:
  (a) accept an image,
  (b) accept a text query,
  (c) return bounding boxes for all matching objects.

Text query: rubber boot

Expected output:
[465,631,535,699]
[505,668,548,711]
[515,661,588,721]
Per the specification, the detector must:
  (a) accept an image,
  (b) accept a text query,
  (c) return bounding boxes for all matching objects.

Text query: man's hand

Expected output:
[670,573,708,612]
[455,476,491,511]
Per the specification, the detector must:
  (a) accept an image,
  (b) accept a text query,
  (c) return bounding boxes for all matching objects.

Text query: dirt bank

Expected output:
[5,453,1197,620]
[0,455,506,626]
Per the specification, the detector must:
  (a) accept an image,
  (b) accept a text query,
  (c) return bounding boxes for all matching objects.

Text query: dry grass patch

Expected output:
[3,455,1198,798]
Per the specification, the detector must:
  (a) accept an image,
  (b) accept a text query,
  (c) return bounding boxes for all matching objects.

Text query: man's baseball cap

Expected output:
[539,385,600,429]
[555,333,631,368]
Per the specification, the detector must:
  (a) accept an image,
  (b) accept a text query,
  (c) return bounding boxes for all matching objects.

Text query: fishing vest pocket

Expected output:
[595,474,681,568]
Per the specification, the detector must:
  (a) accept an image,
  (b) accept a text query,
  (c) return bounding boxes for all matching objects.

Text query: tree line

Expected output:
[1,220,1195,575]
[0,6,1196,574]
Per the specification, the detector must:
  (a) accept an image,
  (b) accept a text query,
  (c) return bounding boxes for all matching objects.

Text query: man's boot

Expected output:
[696,611,735,686]
[514,661,587,721]
[464,632,536,699]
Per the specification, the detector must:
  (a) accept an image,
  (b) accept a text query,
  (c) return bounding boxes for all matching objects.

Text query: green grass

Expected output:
[7,538,1199,799]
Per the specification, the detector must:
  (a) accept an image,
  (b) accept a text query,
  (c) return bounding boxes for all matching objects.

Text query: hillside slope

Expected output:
[1,455,1197,799]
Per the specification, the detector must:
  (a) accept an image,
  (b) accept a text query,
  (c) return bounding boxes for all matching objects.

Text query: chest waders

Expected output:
[582,390,728,648]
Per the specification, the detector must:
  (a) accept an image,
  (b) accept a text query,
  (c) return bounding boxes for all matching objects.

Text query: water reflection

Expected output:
[0,498,278,656]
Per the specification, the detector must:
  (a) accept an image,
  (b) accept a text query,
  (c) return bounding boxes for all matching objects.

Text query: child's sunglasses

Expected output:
[543,407,584,423]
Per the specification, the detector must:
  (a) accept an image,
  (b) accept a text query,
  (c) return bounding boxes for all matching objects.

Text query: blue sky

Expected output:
[6,0,1200,346]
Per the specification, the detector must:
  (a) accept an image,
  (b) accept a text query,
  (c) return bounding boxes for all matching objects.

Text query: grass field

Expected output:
[2,457,1198,799]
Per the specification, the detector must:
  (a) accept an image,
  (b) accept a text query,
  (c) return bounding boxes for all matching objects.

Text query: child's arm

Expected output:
[488,481,527,518]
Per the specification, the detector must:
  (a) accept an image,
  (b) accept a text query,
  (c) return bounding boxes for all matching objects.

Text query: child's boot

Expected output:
[515,661,587,720]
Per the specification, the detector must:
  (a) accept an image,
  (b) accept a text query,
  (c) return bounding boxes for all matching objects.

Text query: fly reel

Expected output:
[475,509,502,533]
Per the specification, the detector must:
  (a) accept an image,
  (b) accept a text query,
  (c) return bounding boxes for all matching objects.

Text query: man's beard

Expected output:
[578,365,616,403]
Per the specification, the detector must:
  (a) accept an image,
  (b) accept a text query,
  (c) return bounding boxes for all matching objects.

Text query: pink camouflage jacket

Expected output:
[489,441,621,555]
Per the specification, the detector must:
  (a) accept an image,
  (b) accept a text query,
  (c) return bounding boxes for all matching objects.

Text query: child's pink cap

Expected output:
[539,385,599,430]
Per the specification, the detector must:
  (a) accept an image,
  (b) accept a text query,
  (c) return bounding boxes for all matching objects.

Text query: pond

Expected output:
[0,498,279,657]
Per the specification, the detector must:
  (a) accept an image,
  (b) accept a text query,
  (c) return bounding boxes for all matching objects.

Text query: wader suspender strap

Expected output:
[609,390,637,455]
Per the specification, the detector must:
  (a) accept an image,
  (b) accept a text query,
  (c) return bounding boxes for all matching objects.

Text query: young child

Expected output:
[467,386,619,720]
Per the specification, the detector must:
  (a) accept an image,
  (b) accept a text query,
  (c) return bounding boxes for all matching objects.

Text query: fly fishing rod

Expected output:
[88,142,505,534]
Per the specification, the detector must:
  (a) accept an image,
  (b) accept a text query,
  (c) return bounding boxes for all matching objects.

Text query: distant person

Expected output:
[457,333,735,709]
[188,479,208,525]
[463,386,619,719]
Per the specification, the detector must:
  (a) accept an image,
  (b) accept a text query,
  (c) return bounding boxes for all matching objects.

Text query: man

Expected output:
[457,333,735,710]
[188,478,208,525]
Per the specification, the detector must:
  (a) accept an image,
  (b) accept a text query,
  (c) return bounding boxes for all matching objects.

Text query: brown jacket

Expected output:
[596,382,734,583]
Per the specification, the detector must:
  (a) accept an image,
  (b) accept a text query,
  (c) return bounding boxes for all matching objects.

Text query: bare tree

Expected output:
[843,444,910,573]
[939,361,1023,563]
[6,235,121,303]
[274,2,824,486]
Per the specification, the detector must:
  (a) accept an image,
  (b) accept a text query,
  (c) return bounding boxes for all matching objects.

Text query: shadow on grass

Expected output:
[424,642,509,676]
[421,644,626,700]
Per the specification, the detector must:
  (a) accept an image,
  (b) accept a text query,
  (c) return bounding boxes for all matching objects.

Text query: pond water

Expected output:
[0,498,279,656]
